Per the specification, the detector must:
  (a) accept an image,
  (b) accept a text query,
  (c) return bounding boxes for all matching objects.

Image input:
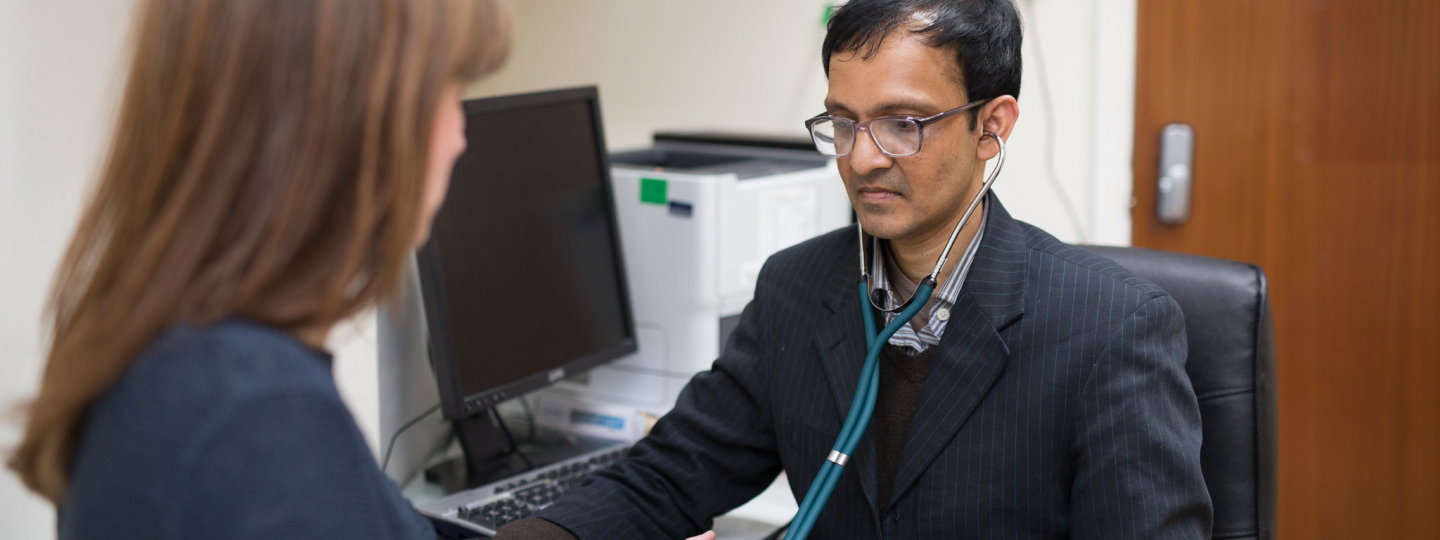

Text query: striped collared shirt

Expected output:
[871,203,989,354]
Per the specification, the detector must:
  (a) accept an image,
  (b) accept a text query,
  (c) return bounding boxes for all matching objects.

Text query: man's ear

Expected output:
[976,96,1019,160]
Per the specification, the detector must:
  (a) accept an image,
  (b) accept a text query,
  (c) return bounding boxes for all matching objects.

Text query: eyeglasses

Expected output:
[804,99,989,158]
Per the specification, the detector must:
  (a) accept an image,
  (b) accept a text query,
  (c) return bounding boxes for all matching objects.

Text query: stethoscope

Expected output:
[784,131,1006,540]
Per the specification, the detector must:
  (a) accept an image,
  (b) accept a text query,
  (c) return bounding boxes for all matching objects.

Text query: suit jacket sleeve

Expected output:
[1070,293,1214,539]
[529,264,783,539]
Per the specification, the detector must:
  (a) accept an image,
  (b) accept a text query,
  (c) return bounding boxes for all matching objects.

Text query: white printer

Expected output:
[526,134,851,438]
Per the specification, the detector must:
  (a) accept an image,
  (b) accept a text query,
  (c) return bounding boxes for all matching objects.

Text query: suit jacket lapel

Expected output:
[814,265,882,511]
[815,227,867,420]
[880,294,1009,509]
[883,194,1030,509]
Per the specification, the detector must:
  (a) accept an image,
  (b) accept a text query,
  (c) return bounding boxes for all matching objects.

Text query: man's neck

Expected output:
[887,199,986,286]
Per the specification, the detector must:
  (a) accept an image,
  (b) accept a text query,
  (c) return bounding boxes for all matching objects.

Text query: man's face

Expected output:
[826,32,984,242]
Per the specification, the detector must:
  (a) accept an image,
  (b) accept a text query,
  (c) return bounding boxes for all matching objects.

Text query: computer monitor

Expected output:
[415,86,636,481]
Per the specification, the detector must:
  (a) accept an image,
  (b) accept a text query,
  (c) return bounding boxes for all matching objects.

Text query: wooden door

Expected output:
[1132,1,1439,538]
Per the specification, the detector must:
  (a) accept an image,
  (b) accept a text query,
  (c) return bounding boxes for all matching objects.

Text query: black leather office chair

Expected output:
[1084,246,1277,540]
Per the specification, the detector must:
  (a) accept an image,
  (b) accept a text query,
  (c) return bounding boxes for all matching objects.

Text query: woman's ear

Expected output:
[976,96,1019,160]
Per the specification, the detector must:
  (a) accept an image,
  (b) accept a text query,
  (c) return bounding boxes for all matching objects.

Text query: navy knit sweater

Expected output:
[59,319,435,540]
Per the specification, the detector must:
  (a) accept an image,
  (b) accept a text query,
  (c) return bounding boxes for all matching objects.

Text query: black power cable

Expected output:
[380,402,441,475]
[1027,1,1091,242]
[494,408,535,470]
[519,397,538,440]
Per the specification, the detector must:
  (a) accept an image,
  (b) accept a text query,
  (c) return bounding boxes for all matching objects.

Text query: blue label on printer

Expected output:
[571,410,626,430]
[668,201,693,218]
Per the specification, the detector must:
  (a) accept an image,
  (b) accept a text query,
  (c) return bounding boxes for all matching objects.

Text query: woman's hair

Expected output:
[9,0,512,502]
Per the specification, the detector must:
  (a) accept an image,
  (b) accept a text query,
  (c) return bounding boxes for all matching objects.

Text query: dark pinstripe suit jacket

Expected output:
[535,194,1213,539]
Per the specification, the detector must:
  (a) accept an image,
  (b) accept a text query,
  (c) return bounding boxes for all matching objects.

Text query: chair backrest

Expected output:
[1083,246,1277,540]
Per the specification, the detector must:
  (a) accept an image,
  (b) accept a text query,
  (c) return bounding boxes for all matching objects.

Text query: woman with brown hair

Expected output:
[7,0,511,538]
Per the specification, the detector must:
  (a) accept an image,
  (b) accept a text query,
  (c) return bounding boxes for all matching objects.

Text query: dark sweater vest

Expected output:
[873,342,937,508]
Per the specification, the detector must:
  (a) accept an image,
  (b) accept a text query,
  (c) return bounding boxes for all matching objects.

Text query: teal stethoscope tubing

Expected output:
[785,281,933,540]
[783,132,1005,540]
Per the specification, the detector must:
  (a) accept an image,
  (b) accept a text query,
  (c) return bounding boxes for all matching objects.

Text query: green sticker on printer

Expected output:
[640,177,668,205]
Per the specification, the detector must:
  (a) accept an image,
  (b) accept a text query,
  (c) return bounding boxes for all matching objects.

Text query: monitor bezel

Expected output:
[416,86,637,421]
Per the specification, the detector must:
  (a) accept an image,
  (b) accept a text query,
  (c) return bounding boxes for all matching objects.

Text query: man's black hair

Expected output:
[822,0,1023,128]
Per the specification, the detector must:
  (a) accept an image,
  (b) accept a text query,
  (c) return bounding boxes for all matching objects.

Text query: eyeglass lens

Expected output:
[809,117,923,157]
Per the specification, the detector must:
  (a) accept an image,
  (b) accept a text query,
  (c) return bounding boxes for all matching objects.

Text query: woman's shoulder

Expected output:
[78,318,345,457]
[73,319,343,467]
[145,317,332,373]
[124,318,338,402]
[61,319,402,539]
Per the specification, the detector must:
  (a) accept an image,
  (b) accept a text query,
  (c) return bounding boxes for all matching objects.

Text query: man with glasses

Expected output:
[498,1,1211,538]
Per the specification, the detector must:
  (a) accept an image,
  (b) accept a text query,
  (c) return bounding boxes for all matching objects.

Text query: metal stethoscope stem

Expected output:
[785,131,1006,540]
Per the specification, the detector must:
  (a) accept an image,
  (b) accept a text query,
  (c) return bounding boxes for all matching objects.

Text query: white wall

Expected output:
[1091,0,1138,245]
[471,0,1134,245]
[0,2,1135,538]
[1,2,139,537]
[1007,0,1097,243]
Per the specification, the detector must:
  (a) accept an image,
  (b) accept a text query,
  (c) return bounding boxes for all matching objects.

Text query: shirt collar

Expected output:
[871,202,989,312]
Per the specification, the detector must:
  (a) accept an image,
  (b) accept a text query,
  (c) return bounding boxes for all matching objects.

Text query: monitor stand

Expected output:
[425,410,620,495]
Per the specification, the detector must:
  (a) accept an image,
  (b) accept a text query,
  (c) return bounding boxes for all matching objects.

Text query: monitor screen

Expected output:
[417,87,635,419]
